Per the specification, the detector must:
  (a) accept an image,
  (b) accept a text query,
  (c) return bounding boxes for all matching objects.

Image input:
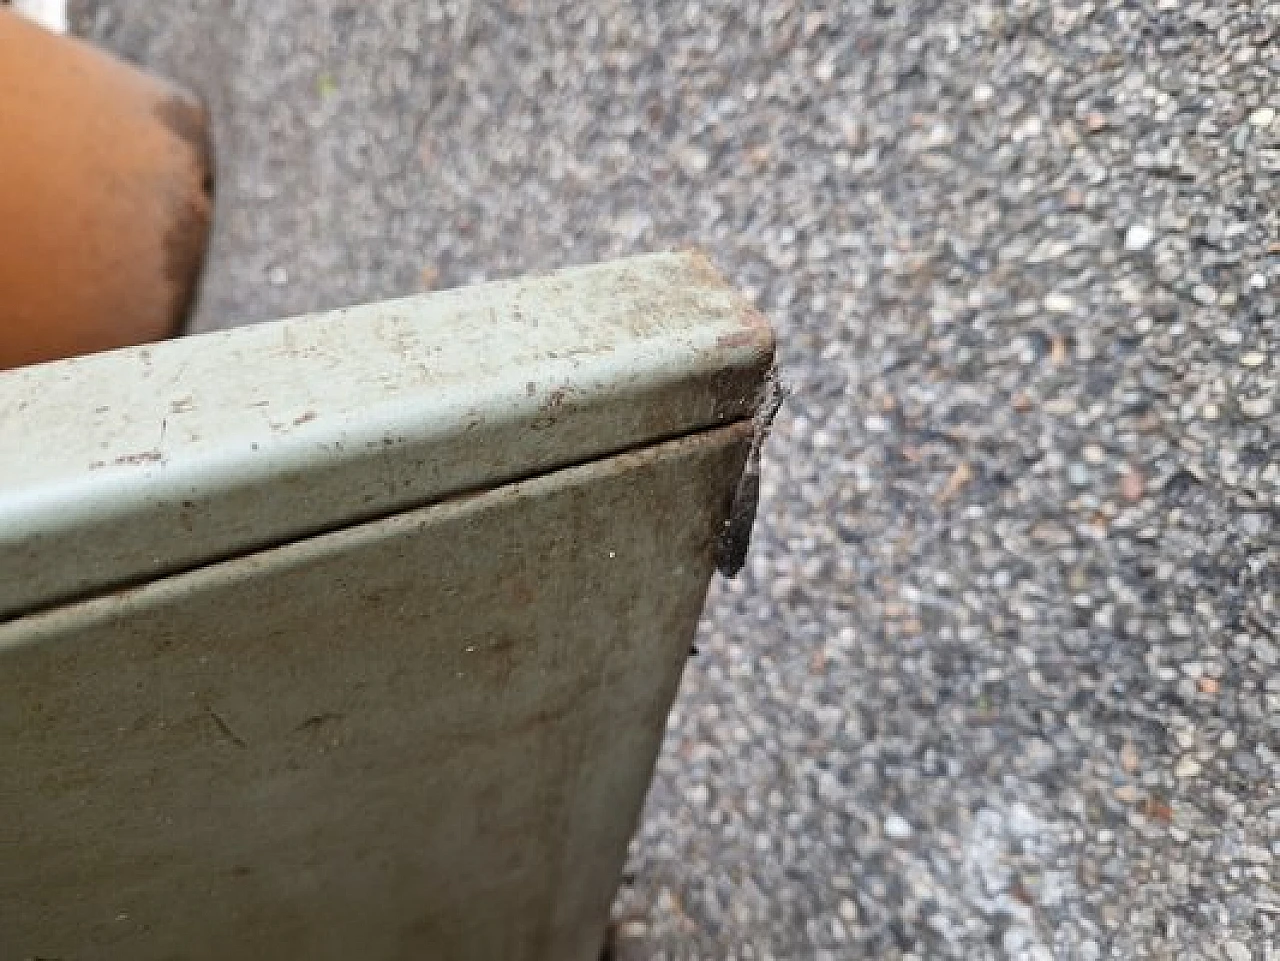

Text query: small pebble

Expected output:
[1120,468,1146,501]
[1124,225,1155,252]
[884,815,912,839]
[1044,292,1076,314]
[1083,111,1109,133]
[1193,284,1219,306]
[617,920,649,939]
[1175,757,1202,779]
[1249,107,1276,127]
[1240,395,1274,419]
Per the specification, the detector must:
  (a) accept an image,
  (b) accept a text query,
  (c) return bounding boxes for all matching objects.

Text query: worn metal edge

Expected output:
[0,253,774,618]
[0,420,756,653]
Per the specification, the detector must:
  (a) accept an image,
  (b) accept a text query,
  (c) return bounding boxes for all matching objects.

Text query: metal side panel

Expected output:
[0,252,773,618]
[0,422,753,961]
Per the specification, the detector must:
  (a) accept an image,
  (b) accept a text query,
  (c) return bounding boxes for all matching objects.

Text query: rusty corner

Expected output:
[715,367,785,578]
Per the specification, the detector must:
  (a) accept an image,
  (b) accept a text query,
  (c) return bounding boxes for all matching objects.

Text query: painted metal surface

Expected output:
[0,425,753,960]
[0,255,776,958]
[0,253,772,618]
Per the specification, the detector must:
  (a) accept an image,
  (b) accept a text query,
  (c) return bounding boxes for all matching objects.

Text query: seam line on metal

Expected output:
[1,416,757,626]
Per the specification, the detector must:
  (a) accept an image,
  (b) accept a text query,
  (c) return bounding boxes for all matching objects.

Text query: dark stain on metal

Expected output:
[716,328,770,349]
[206,707,247,749]
[433,697,579,747]
[112,450,163,466]
[294,712,344,732]
[530,386,571,430]
[703,363,765,426]
[472,632,520,688]
[716,370,785,577]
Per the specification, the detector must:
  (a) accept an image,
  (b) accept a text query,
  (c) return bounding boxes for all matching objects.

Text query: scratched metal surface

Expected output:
[0,253,773,618]
[0,423,753,960]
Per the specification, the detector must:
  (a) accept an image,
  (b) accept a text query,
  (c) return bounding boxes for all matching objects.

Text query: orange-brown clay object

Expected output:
[0,10,212,369]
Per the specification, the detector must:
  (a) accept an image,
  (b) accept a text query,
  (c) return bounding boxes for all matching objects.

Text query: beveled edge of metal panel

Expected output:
[0,253,774,618]
[0,420,756,654]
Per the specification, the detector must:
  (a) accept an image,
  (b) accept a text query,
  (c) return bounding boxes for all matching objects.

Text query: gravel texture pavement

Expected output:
[75,1,1278,958]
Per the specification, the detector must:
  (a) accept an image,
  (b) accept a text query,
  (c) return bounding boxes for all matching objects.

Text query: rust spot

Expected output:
[112,450,163,466]
[716,328,770,349]
[680,247,722,287]
[738,302,772,331]
[530,386,571,430]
